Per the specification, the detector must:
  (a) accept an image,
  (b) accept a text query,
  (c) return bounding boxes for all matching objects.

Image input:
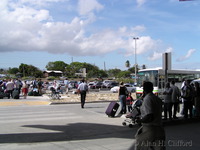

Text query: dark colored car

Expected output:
[106,82,119,88]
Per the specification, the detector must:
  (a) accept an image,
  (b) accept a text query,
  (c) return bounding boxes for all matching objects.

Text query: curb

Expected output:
[50,100,118,105]
[0,101,51,106]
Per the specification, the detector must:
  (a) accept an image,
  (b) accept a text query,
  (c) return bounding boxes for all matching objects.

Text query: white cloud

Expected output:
[147,47,173,61]
[78,0,104,16]
[18,0,66,7]
[0,0,166,61]
[131,25,146,32]
[148,51,162,61]
[126,36,160,56]
[136,0,146,7]
[176,49,196,62]
[165,47,173,53]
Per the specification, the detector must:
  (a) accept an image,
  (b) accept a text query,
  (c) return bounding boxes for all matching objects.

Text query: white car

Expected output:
[110,84,136,93]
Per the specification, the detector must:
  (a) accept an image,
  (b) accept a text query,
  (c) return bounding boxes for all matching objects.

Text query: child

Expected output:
[126,92,134,112]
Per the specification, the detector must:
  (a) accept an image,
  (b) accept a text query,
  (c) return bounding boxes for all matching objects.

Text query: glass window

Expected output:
[137,70,158,87]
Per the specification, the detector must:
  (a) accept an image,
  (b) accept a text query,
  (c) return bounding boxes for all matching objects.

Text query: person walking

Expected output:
[134,81,165,150]
[64,78,69,96]
[118,82,128,114]
[163,82,173,120]
[171,81,181,119]
[77,79,88,108]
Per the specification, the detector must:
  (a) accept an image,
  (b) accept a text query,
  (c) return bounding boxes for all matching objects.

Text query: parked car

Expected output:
[110,83,136,93]
[191,79,200,85]
[88,81,103,89]
[88,82,96,89]
[106,82,119,88]
[94,82,103,89]
[102,80,118,88]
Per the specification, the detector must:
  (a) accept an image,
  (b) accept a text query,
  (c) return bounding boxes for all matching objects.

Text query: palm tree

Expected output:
[125,60,130,69]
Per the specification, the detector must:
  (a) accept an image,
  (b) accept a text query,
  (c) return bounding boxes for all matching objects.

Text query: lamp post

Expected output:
[133,37,139,84]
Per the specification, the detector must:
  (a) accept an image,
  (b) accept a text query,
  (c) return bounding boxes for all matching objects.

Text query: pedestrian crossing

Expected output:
[0,105,83,126]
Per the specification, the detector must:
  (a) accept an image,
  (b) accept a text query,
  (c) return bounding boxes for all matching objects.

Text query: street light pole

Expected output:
[133,37,139,84]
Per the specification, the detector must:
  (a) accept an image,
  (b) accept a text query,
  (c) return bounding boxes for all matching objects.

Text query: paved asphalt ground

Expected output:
[0,95,200,150]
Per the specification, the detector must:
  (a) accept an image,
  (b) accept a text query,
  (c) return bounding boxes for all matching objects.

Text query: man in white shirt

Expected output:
[64,78,69,95]
[6,79,14,99]
[135,81,165,150]
[77,79,88,108]
[15,79,22,94]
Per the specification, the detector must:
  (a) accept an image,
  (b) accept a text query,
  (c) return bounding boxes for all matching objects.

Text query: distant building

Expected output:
[75,68,87,78]
[43,70,63,77]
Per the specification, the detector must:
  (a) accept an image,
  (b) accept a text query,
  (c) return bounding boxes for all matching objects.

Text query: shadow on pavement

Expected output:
[128,118,200,150]
[0,123,138,143]
[1,118,200,146]
[162,117,200,126]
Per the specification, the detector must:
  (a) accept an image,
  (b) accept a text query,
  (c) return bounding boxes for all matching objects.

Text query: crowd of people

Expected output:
[163,79,200,120]
[130,79,200,149]
[0,78,82,100]
[0,78,44,99]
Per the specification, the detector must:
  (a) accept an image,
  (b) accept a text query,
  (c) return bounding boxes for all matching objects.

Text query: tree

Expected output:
[82,63,100,78]
[125,60,130,69]
[27,65,43,78]
[46,61,68,72]
[8,67,19,75]
[142,64,146,69]
[19,63,43,77]
[116,70,131,78]
[97,69,108,78]
[19,63,29,77]
[107,69,121,77]
[128,65,140,73]
[65,62,84,77]
[65,62,106,78]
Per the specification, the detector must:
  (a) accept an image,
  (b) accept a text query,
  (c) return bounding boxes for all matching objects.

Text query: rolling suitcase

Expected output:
[105,102,119,117]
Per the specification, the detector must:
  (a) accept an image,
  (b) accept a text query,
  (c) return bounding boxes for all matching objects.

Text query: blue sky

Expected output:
[1,0,200,71]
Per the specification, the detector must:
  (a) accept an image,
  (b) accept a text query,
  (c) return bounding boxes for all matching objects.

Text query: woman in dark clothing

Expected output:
[118,82,128,114]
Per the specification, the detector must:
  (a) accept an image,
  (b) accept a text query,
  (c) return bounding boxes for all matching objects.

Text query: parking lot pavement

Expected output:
[0,91,119,106]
